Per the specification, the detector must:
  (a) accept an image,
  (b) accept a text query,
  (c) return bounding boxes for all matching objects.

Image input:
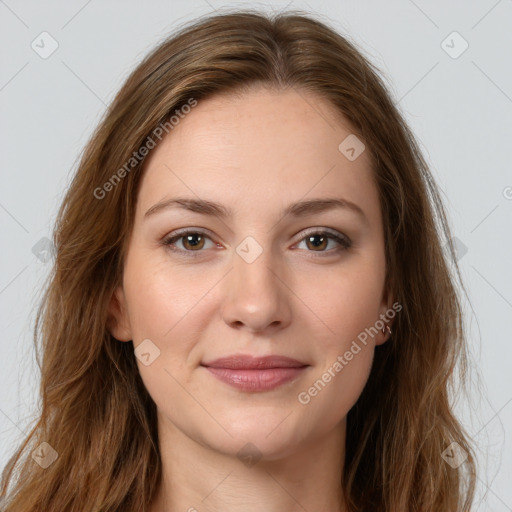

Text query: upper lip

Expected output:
[201,354,308,369]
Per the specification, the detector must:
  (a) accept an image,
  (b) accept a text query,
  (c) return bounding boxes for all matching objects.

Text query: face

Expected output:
[108,86,393,460]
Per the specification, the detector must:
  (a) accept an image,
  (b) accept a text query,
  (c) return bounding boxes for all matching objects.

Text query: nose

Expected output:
[220,245,292,334]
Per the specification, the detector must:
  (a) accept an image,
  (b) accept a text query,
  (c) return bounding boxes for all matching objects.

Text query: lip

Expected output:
[202,354,307,369]
[201,355,309,392]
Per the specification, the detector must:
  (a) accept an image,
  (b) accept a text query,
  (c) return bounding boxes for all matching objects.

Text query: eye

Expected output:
[295,229,351,254]
[162,229,217,255]
[161,228,351,257]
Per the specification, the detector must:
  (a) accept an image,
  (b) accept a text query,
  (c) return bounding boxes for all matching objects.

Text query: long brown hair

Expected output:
[1,9,476,511]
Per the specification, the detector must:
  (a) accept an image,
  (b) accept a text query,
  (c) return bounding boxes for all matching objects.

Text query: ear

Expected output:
[106,285,132,342]
[375,278,396,346]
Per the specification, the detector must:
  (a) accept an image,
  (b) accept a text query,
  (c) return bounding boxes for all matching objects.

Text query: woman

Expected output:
[0,9,476,511]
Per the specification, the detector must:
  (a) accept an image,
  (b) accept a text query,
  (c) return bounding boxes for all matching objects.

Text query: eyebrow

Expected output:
[144,196,367,222]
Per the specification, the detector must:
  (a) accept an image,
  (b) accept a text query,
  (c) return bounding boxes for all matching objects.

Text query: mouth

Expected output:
[200,354,309,392]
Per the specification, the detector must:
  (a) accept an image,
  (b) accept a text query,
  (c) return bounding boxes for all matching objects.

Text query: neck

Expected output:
[150,414,348,512]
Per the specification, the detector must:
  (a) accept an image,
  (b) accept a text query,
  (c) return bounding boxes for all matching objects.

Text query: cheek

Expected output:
[123,251,215,342]
[295,332,375,439]
[287,259,383,431]
[122,252,219,402]
[294,255,385,347]
[297,348,374,441]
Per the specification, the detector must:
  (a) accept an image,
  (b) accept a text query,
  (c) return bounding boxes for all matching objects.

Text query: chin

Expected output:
[209,411,307,460]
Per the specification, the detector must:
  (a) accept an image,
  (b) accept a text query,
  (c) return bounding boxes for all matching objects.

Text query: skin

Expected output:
[107,86,394,512]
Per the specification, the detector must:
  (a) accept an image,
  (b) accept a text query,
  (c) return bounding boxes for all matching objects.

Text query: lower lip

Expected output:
[203,366,308,391]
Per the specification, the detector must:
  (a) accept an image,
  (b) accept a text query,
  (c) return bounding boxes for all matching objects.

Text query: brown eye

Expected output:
[297,230,351,254]
[162,230,216,255]
[181,233,206,251]
[305,234,329,251]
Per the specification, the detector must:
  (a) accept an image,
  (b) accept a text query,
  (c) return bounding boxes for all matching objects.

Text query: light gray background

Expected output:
[0,0,511,509]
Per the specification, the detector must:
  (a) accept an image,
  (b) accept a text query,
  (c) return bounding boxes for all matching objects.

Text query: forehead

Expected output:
[137,87,380,224]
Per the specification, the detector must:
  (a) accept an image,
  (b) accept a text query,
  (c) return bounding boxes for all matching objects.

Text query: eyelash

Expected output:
[161,228,352,258]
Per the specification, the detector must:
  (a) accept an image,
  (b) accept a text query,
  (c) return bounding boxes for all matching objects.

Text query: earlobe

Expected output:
[106,285,132,342]
[376,322,393,346]
[376,287,396,346]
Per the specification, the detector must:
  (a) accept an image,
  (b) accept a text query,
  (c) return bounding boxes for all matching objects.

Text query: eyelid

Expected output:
[292,227,351,253]
[164,227,214,240]
[295,227,350,243]
[161,227,218,257]
[161,227,351,256]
